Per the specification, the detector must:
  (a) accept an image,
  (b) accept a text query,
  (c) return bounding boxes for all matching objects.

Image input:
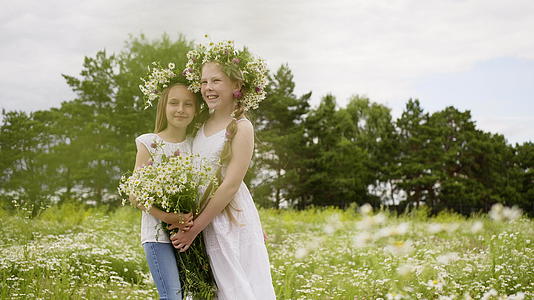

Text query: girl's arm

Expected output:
[132,141,193,229]
[170,120,254,251]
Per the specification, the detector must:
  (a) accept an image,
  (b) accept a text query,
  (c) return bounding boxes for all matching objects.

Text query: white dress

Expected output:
[192,121,276,300]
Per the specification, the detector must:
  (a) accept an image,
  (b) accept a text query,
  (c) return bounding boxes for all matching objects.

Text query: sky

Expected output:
[1,0,533,144]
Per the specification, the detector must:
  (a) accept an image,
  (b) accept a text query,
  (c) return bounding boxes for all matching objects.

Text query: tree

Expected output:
[0,110,56,216]
[61,51,121,204]
[296,94,377,208]
[460,130,522,212]
[392,99,438,210]
[513,142,534,215]
[392,103,524,215]
[56,34,194,204]
[343,96,397,205]
[253,64,310,208]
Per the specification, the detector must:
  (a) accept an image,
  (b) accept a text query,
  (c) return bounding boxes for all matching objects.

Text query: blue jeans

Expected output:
[143,242,182,300]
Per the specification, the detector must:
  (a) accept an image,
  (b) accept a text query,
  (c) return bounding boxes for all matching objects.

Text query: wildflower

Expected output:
[352,232,371,248]
[489,203,522,222]
[470,221,483,233]
[444,223,460,233]
[426,279,443,290]
[373,213,387,225]
[396,263,415,276]
[323,213,342,234]
[233,90,243,99]
[384,240,414,256]
[376,222,409,238]
[480,288,498,300]
[427,223,443,234]
[395,222,410,235]
[323,224,335,234]
[508,292,526,300]
[295,247,308,259]
[386,293,404,300]
[436,252,460,265]
[502,206,522,221]
[183,68,193,75]
[359,203,373,216]
[356,213,387,230]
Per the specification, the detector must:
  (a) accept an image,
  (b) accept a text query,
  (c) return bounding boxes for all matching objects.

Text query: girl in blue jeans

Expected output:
[131,83,201,300]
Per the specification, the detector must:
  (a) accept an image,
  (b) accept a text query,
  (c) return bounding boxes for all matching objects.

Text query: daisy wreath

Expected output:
[139,62,184,109]
[182,39,268,112]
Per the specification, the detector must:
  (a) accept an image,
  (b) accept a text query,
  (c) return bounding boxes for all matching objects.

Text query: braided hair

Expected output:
[199,64,249,224]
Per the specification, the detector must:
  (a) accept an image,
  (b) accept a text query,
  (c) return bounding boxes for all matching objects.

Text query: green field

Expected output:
[1,204,532,299]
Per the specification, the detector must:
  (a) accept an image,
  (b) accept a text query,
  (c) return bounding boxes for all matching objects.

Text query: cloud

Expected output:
[1,0,533,143]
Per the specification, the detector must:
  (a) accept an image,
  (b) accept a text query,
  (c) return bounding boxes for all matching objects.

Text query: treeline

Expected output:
[1,35,532,217]
[254,69,533,216]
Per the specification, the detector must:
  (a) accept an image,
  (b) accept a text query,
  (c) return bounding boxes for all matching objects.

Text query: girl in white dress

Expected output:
[132,83,198,300]
[170,41,276,299]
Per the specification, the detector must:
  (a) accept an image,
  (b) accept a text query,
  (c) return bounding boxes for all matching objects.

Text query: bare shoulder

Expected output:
[236,118,253,131]
[134,137,151,168]
[235,119,254,139]
[136,141,150,154]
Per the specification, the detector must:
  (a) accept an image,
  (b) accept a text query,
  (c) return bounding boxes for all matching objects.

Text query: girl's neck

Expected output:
[209,102,235,124]
[158,126,187,143]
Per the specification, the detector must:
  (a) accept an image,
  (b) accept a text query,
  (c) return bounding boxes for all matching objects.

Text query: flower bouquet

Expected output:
[118,148,218,298]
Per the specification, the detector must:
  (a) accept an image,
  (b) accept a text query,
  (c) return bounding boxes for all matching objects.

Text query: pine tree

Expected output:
[253,64,310,208]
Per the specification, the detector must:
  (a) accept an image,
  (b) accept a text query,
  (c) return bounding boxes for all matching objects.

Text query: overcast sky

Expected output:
[1,0,533,144]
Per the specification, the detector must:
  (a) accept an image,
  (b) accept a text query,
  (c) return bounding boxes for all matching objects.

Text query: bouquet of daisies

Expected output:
[118,149,218,298]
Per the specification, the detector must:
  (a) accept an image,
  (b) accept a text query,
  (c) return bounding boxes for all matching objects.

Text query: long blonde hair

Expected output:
[199,63,247,223]
[153,83,202,135]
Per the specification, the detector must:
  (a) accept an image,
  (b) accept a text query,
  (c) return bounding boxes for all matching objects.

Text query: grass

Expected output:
[0,203,532,299]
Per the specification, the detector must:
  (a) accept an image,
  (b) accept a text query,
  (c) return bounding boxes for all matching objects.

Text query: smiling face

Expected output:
[200,62,239,111]
[165,85,196,129]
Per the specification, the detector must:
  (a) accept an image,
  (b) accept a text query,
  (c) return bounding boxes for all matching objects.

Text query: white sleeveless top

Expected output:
[135,133,192,244]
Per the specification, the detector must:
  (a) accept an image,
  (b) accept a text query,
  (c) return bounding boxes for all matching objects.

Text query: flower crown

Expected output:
[183,40,268,112]
[139,62,179,110]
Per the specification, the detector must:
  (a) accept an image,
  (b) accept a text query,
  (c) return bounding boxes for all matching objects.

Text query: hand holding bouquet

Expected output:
[118,149,218,299]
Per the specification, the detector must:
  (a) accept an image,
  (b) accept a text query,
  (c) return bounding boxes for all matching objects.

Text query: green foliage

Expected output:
[513,142,534,212]
[0,33,532,216]
[0,34,195,215]
[38,202,103,225]
[252,64,311,208]
[0,110,57,217]
[294,95,393,208]
[391,100,528,215]
[57,34,194,205]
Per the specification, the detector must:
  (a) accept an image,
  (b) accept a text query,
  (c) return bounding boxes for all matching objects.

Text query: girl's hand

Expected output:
[166,212,193,232]
[170,228,199,252]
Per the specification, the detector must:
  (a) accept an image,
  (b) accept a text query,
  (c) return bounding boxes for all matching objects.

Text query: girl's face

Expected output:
[165,85,196,129]
[200,62,238,111]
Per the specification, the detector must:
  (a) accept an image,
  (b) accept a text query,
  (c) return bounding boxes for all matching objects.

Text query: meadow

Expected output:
[0,203,532,299]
